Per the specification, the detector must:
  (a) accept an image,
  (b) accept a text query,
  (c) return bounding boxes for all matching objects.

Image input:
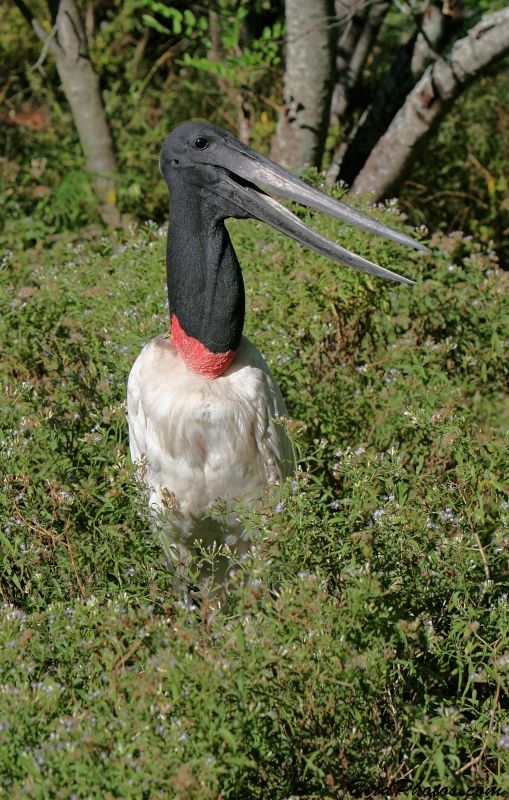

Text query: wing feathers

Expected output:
[127,335,294,533]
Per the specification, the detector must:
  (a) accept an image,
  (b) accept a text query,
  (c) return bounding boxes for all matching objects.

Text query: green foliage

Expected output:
[179,4,281,90]
[139,0,282,90]
[0,198,508,796]
[140,2,201,37]
[0,0,242,247]
[2,0,508,267]
[402,69,509,268]
[0,0,285,250]
[1,2,509,793]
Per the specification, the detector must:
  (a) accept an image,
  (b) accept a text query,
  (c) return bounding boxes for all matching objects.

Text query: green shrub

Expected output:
[0,201,508,796]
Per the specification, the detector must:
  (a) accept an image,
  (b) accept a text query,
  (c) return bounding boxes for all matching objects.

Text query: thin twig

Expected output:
[12,501,86,600]
[468,152,495,183]
[204,94,239,132]
[138,32,199,95]
[259,94,282,113]
[446,204,471,234]
[420,189,489,209]
[113,639,143,672]
[404,180,429,191]
[12,499,64,547]
[388,754,410,785]
[357,357,390,371]
[28,21,58,75]
[130,26,150,78]
[12,0,64,58]
[456,482,492,601]
[470,518,491,605]
[0,78,13,105]
[64,521,86,601]
[399,765,417,780]
[474,525,491,585]
[388,740,418,785]
[456,678,501,775]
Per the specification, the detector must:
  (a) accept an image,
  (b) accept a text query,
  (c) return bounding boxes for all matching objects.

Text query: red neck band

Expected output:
[171,315,237,379]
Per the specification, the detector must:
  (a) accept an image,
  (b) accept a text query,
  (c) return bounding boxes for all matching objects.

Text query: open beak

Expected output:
[198,138,427,285]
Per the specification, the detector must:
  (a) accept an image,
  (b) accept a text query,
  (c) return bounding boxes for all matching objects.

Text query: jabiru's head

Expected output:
[159,121,427,380]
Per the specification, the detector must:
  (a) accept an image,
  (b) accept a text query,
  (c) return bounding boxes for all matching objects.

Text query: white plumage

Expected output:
[127,333,293,597]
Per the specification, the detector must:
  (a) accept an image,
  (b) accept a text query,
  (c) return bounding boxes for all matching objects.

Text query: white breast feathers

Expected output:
[127,334,294,599]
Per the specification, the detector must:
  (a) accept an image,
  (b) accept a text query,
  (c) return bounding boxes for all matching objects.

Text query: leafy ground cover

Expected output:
[1,193,509,798]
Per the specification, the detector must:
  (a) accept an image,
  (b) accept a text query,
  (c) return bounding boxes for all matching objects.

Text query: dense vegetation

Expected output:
[1,205,508,797]
[1,1,509,797]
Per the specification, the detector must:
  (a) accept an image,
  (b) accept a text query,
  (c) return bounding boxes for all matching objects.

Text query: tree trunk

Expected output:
[351,8,509,200]
[331,0,390,125]
[271,0,335,174]
[329,0,368,124]
[54,0,117,222]
[326,0,391,183]
[339,0,462,188]
[234,91,253,145]
[15,0,119,225]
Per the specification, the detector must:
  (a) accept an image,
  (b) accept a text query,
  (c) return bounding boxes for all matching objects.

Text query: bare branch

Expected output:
[12,0,64,57]
[351,8,509,199]
[28,21,59,75]
[339,0,463,187]
[333,0,369,84]
[331,0,390,124]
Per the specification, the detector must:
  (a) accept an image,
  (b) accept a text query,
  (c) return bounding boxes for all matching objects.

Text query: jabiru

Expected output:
[127,121,426,605]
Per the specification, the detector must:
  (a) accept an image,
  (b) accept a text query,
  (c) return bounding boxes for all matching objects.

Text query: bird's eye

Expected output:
[194,137,209,150]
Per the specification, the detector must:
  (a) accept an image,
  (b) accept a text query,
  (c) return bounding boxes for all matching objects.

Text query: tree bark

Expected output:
[351,8,509,200]
[271,0,335,174]
[331,0,390,124]
[15,0,119,225]
[326,0,390,183]
[339,0,462,187]
[329,0,368,124]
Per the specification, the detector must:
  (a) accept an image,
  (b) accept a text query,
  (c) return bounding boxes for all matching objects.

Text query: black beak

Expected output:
[196,138,427,285]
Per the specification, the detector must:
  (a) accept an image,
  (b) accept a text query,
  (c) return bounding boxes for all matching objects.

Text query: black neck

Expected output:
[166,173,245,354]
